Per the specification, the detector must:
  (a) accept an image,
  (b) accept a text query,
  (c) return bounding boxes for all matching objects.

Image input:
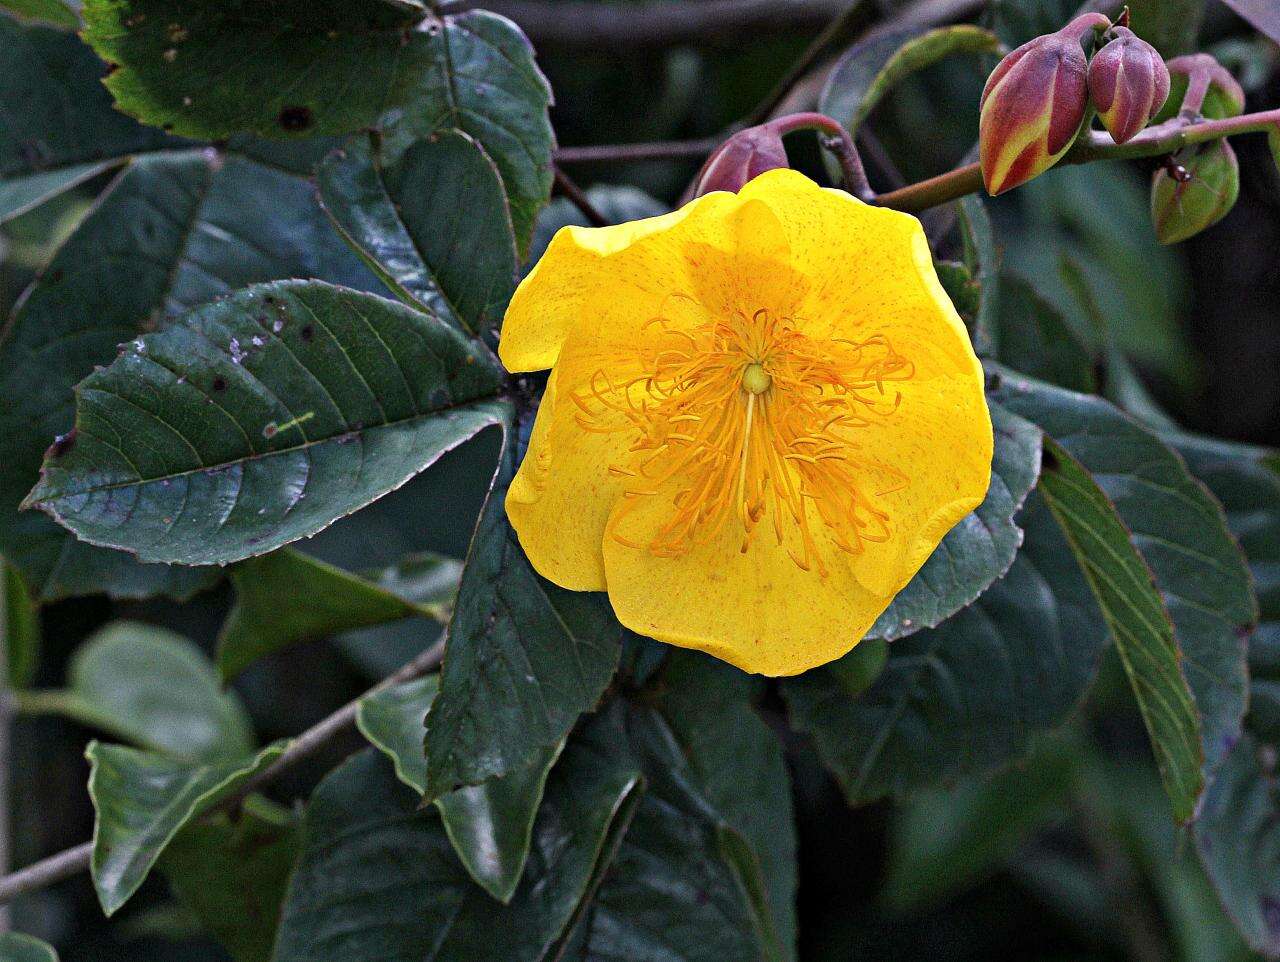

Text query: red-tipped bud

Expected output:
[979,13,1109,195]
[1156,54,1246,121]
[1150,139,1239,245]
[1088,28,1170,144]
[691,124,789,197]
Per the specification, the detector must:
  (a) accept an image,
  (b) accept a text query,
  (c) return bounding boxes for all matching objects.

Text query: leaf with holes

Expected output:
[358,675,563,904]
[217,548,459,680]
[86,739,288,915]
[870,400,1040,640]
[319,131,518,337]
[992,371,1256,793]
[22,280,508,566]
[0,149,381,601]
[19,620,253,760]
[423,411,625,801]
[783,494,1107,804]
[81,2,554,251]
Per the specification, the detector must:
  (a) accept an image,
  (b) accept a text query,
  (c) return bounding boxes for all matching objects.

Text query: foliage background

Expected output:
[2,0,1280,960]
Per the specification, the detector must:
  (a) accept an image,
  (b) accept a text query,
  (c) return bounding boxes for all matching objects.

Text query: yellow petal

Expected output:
[599,376,990,676]
[601,490,892,676]
[499,192,738,373]
[741,169,981,384]
[506,366,624,591]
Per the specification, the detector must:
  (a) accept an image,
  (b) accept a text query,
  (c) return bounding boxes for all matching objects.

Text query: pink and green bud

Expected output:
[1150,139,1239,245]
[1088,27,1170,144]
[1154,54,1246,122]
[979,13,1110,195]
[691,124,789,197]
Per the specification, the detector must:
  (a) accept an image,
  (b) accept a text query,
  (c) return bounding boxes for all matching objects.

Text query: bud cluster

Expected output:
[979,13,1170,195]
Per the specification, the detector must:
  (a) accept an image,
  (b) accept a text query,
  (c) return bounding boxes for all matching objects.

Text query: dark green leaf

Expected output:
[783,495,1106,804]
[567,700,781,962]
[954,195,1001,356]
[820,24,1003,137]
[20,620,253,760]
[1249,625,1280,745]
[217,548,458,680]
[81,3,554,250]
[1171,434,1280,621]
[885,734,1077,910]
[1194,733,1280,958]
[1126,0,1204,56]
[0,0,77,28]
[0,161,115,225]
[85,739,287,914]
[1035,436,1203,822]
[319,131,518,337]
[273,747,642,962]
[357,674,562,903]
[997,274,1097,392]
[1006,166,1194,385]
[652,651,798,961]
[993,372,1255,785]
[424,412,624,800]
[158,800,301,962]
[0,16,171,205]
[22,280,508,566]
[989,0,1075,47]
[2,561,39,688]
[0,934,59,962]
[870,401,1041,639]
[0,148,381,601]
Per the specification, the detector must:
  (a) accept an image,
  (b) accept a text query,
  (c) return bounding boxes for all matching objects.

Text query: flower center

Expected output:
[573,300,914,575]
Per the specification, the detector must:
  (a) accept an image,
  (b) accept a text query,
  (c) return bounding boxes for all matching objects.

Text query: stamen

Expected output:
[572,302,914,573]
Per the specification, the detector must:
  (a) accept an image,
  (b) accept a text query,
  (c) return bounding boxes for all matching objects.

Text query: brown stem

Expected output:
[873,107,1280,213]
[554,138,724,165]
[0,639,446,907]
[873,161,983,212]
[768,112,874,200]
[552,164,609,227]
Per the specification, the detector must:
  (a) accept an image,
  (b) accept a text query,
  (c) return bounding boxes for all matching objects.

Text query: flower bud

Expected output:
[691,124,789,197]
[979,13,1110,195]
[1155,54,1246,122]
[1150,139,1239,245]
[1088,27,1170,144]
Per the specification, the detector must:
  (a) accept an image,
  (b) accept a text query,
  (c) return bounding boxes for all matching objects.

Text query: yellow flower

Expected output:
[500,169,992,676]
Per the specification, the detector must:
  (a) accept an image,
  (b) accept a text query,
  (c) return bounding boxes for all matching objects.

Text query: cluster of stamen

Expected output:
[570,296,914,575]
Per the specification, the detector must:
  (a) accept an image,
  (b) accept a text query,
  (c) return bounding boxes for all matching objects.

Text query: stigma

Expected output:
[741,362,772,395]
